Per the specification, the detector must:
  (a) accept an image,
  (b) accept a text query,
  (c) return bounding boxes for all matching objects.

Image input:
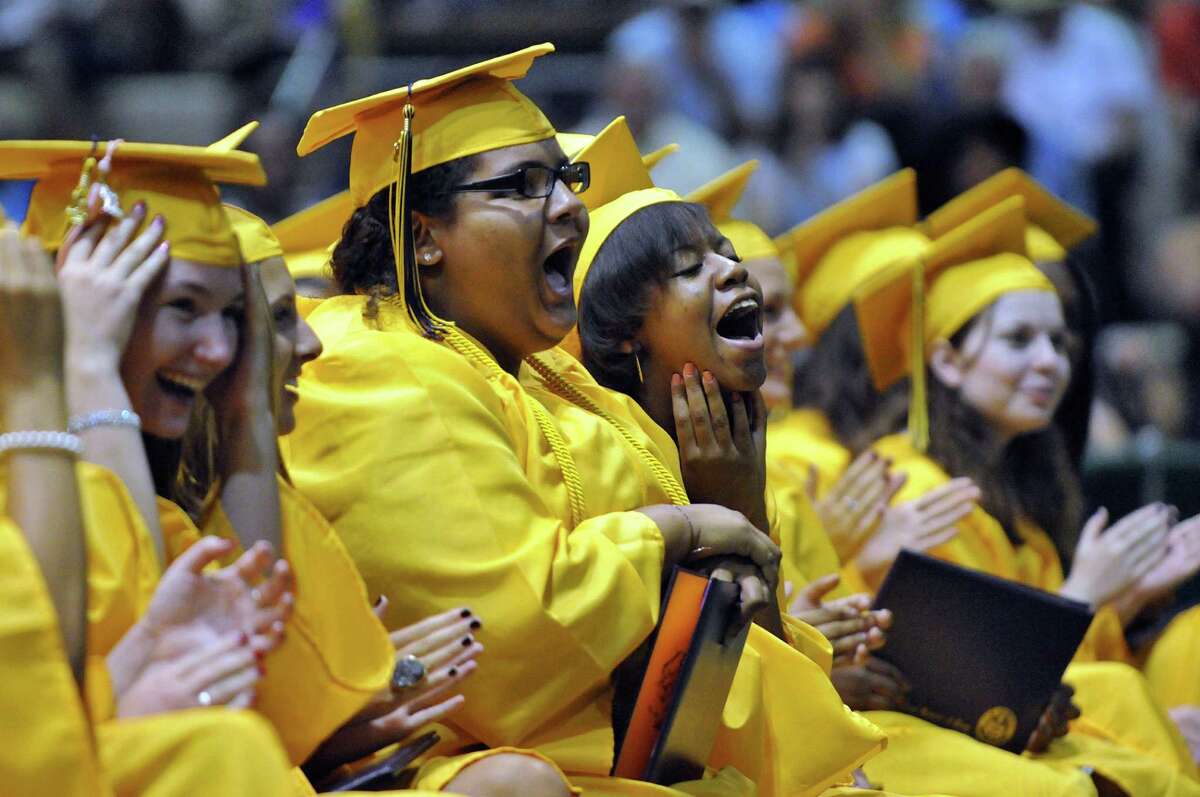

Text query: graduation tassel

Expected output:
[908,259,930,452]
[390,94,446,339]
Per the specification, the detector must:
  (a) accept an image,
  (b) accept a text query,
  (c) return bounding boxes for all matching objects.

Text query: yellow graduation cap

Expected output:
[1,135,266,266]
[559,116,681,358]
[296,43,558,336]
[685,160,777,263]
[855,196,1054,450]
[556,130,678,174]
[209,121,260,153]
[270,190,354,281]
[920,168,1096,262]
[224,204,283,265]
[780,169,928,340]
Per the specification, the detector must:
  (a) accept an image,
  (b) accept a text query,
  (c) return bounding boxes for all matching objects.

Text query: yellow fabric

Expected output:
[919,167,1096,263]
[415,745,581,794]
[869,431,1200,787]
[225,203,283,264]
[0,516,108,796]
[766,408,852,501]
[97,709,295,796]
[271,191,353,280]
[1143,604,1200,709]
[682,159,778,263]
[296,43,557,207]
[776,169,923,339]
[557,126,678,173]
[2,136,264,265]
[686,160,758,223]
[155,475,394,765]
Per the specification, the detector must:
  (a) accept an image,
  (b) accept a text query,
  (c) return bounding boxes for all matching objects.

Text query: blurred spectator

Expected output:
[916,106,1029,214]
[767,50,900,225]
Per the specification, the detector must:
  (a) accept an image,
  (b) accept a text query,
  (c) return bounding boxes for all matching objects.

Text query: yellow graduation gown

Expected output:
[0,514,108,795]
[282,297,878,796]
[156,473,394,766]
[766,408,851,500]
[868,433,1199,792]
[522,348,889,796]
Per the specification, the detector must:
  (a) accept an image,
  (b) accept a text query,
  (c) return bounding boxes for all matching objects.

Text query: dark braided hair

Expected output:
[330,155,478,325]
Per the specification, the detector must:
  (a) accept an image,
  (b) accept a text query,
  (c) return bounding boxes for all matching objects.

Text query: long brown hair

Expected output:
[925,318,1083,555]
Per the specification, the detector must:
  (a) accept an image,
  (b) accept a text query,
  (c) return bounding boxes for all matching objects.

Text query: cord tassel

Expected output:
[909,259,930,452]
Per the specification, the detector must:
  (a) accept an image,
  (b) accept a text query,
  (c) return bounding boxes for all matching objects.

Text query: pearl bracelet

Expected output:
[68,409,141,434]
[0,430,83,457]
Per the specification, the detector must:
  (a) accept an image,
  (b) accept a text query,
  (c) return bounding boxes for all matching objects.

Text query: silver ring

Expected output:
[844,498,860,511]
[391,654,426,692]
[197,690,213,707]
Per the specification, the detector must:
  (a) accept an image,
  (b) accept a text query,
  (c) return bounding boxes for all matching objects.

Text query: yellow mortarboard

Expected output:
[296,44,558,336]
[781,169,927,339]
[561,116,680,357]
[920,168,1096,262]
[270,191,354,281]
[208,121,260,153]
[856,196,1053,450]
[224,204,283,265]
[685,160,778,263]
[557,127,678,175]
[2,135,265,266]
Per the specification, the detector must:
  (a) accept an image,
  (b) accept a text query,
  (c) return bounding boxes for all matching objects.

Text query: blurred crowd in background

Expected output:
[2,0,1200,510]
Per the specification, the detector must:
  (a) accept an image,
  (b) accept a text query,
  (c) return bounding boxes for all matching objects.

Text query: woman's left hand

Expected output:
[304,602,482,776]
[1114,512,1200,624]
[671,363,768,531]
[1025,683,1079,753]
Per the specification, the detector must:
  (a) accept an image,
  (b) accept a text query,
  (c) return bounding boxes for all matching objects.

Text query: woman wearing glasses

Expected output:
[284,46,793,796]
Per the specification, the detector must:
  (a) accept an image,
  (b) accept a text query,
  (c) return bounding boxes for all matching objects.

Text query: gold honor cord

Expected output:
[524,354,691,507]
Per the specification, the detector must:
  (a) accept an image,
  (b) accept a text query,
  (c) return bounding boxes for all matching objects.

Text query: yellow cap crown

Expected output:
[224,204,283,265]
[270,190,354,281]
[685,160,777,263]
[920,168,1096,262]
[3,134,265,266]
[779,169,925,337]
[297,44,557,207]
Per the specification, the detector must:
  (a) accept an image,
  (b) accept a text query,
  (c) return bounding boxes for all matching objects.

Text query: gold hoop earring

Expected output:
[634,350,644,384]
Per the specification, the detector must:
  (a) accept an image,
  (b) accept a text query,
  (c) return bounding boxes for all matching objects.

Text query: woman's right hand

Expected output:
[117,630,260,718]
[56,194,169,370]
[1061,504,1173,609]
[785,575,891,666]
[853,477,978,588]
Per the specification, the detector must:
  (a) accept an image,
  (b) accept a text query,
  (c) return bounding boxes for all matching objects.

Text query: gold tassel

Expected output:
[389,93,446,339]
[66,141,100,228]
[909,259,930,452]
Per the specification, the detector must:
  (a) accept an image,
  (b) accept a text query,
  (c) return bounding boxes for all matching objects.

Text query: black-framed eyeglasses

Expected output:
[438,161,590,199]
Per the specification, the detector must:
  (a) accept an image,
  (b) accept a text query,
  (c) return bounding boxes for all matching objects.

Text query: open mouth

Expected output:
[156,371,204,402]
[715,297,762,342]
[542,245,575,298]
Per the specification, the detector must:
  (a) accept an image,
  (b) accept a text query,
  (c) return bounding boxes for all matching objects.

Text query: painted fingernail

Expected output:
[683,362,696,377]
[460,608,472,618]
[254,649,264,661]
[731,392,742,402]
[257,663,266,676]
[702,370,714,383]
[133,200,147,214]
[469,619,482,630]
[671,373,682,386]
[152,214,165,229]
[238,632,249,646]
[462,636,473,647]
[448,667,458,677]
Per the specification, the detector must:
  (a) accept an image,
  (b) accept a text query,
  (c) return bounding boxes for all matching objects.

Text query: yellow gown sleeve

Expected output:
[201,476,395,765]
[0,516,108,796]
[77,462,160,659]
[766,409,852,500]
[282,313,665,751]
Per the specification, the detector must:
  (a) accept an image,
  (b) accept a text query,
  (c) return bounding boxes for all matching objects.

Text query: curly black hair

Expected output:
[330,155,478,326]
